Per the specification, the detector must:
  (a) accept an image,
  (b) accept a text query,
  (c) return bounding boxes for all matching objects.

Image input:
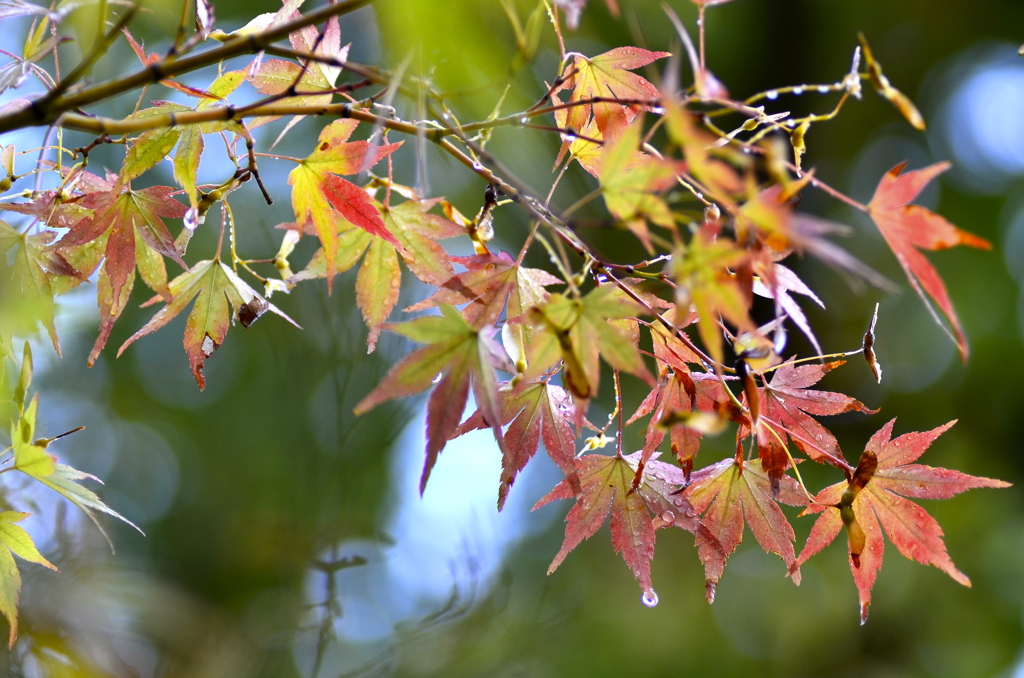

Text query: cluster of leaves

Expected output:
[0,0,1009,643]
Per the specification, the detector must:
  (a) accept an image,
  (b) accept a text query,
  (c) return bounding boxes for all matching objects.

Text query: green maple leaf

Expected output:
[354,305,511,493]
[0,220,80,355]
[0,512,57,648]
[599,121,681,251]
[11,387,141,549]
[523,285,653,401]
[670,230,754,368]
[119,259,299,390]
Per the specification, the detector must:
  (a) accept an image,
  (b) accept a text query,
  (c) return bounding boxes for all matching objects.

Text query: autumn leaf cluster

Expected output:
[0,0,1009,645]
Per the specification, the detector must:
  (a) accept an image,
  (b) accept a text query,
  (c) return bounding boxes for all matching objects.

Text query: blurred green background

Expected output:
[2,0,1024,676]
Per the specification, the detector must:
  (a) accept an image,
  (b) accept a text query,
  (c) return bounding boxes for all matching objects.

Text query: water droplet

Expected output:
[705,580,717,603]
[519,117,529,125]
[660,510,676,525]
[766,90,779,101]
[695,192,704,200]
[641,589,659,607]
[684,507,696,518]
[672,497,686,507]
[652,472,664,480]
[817,85,830,94]
[471,161,483,171]
[793,86,804,95]
[696,17,703,26]
[432,372,443,384]
[183,207,200,231]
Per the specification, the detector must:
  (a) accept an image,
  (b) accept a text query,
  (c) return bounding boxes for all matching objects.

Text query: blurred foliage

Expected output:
[1,0,1023,676]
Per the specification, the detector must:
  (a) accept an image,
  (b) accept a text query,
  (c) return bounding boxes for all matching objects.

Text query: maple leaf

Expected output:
[50,184,187,364]
[119,259,298,390]
[247,16,349,140]
[598,120,681,251]
[11,393,142,548]
[631,452,726,601]
[791,419,1010,624]
[0,219,81,355]
[523,285,653,401]
[555,46,669,147]
[0,511,57,648]
[407,252,553,328]
[289,198,463,351]
[752,262,825,357]
[534,453,657,598]
[452,380,581,510]
[354,305,512,493]
[684,457,808,585]
[738,360,877,488]
[288,119,403,288]
[867,162,990,360]
[670,230,753,368]
[627,368,728,476]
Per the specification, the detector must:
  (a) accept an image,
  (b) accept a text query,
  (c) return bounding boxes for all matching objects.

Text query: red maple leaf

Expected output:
[867,162,990,360]
[50,184,186,364]
[791,419,1010,624]
[632,453,726,601]
[453,380,581,510]
[534,453,657,599]
[739,360,877,488]
[684,457,808,587]
[627,369,728,477]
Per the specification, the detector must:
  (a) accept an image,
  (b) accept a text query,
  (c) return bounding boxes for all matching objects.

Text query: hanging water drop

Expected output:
[641,589,659,607]
[793,86,804,95]
[766,90,779,101]
[183,207,200,231]
[660,510,676,525]
[519,117,529,125]
[817,85,830,94]
[472,161,483,171]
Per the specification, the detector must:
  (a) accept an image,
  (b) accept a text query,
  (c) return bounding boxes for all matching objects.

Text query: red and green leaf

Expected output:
[684,457,808,582]
[119,259,298,389]
[288,119,403,287]
[290,198,462,351]
[354,305,512,493]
